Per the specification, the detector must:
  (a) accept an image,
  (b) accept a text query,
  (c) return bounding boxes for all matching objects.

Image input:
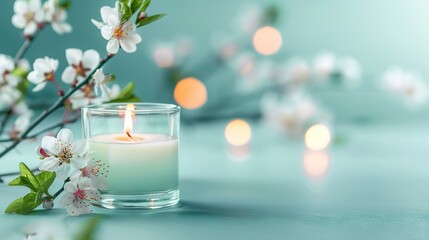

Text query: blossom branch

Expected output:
[14,28,44,64]
[0,54,114,159]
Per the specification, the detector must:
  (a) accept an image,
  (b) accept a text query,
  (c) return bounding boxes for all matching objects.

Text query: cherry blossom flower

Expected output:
[0,54,20,87]
[92,2,142,54]
[43,0,72,35]
[61,49,100,84]
[313,52,337,81]
[27,57,59,92]
[69,82,120,110]
[278,58,311,86]
[12,0,44,36]
[59,177,101,216]
[337,57,361,88]
[71,155,108,190]
[38,128,87,179]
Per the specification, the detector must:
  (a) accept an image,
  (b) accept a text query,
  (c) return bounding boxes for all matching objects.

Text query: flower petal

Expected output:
[65,48,82,65]
[41,136,59,154]
[61,66,76,84]
[34,58,50,73]
[32,82,47,92]
[101,26,113,40]
[11,15,26,28]
[57,128,73,143]
[14,1,29,14]
[23,22,37,36]
[27,71,44,84]
[72,139,87,155]
[100,6,116,23]
[91,19,104,29]
[106,38,119,54]
[56,164,70,180]
[107,14,119,27]
[120,39,137,53]
[82,50,100,70]
[39,157,59,172]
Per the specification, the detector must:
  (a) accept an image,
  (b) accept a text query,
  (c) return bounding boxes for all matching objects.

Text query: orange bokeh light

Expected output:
[174,77,207,110]
[225,119,252,146]
[303,150,330,180]
[252,26,283,56]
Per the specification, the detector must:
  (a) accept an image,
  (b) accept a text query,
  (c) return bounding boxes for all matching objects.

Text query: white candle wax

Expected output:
[89,133,178,194]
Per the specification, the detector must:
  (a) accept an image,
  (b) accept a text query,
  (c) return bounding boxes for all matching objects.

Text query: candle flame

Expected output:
[124,104,135,136]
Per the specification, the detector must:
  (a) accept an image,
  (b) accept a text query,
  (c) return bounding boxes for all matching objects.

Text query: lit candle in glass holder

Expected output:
[82,103,180,209]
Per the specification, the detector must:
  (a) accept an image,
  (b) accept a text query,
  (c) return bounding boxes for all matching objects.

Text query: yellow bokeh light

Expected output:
[252,26,283,56]
[303,150,330,180]
[174,77,207,110]
[305,124,331,151]
[225,119,252,146]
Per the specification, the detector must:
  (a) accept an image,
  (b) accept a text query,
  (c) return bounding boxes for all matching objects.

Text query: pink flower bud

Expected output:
[139,12,147,20]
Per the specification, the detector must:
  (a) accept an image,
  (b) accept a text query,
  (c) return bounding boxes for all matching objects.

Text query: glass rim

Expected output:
[82,102,180,114]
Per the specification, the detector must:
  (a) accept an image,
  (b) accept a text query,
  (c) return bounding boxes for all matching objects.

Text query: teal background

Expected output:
[2,0,429,122]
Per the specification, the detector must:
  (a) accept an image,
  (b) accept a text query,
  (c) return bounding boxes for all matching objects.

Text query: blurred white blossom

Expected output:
[234,5,263,36]
[312,52,337,81]
[278,58,311,87]
[24,221,70,240]
[261,92,327,137]
[12,0,44,36]
[27,57,59,92]
[152,38,194,68]
[43,0,72,35]
[381,67,429,107]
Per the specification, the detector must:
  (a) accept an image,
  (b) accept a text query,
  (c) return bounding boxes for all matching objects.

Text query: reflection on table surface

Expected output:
[1,120,429,240]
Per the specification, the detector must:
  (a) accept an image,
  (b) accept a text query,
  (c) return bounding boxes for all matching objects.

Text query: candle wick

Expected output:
[126,132,133,139]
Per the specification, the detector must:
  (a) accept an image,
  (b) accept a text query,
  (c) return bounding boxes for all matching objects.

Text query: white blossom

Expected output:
[43,0,72,35]
[12,0,44,36]
[59,177,101,216]
[0,54,20,87]
[279,58,311,86]
[38,128,87,179]
[381,67,429,106]
[71,154,108,190]
[337,57,361,88]
[92,2,142,54]
[61,49,100,84]
[12,111,33,135]
[27,57,59,92]
[24,221,71,240]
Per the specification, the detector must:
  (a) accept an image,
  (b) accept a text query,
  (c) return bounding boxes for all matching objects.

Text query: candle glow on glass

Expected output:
[252,26,282,56]
[305,124,331,151]
[174,77,207,110]
[225,119,252,146]
[124,104,135,134]
[303,150,330,180]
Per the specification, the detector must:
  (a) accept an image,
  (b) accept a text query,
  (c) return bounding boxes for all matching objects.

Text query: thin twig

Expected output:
[0,109,12,136]
[14,27,44,64]
[0,54,114,159]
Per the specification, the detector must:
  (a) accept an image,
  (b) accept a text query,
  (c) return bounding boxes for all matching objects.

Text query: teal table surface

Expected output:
[1,119,429,239]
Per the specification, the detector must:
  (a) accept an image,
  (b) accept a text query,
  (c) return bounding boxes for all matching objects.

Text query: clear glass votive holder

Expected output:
[81,103,180,209]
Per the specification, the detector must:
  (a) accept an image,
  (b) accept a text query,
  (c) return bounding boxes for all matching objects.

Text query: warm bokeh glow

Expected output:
[252,26,283,56]
[124,104,135,134]
[153,47,174,68]
[174,77,207,110]
[305,124,331,150]
[303,150,330,180]
[225,119,252,146]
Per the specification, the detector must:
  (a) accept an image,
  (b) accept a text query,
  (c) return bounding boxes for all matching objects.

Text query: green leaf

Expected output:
[5,192,43,214]
[119,2,132,21]
[35,171,56,195]
[74,217,102,240]
[109,83,142,103]
[136,13,166,28]
[19,162,40,188]
[58,0,72,9]
[9,175,38,192]
[140,0,151,12]
[130,0,143,14]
